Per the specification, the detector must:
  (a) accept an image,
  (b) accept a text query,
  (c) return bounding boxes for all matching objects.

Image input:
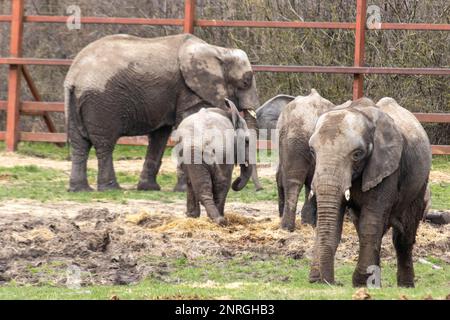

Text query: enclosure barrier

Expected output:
[0,0,449,154]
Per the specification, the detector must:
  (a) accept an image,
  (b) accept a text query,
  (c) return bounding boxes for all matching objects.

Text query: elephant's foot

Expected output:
[280,215,296,232]
[300,204,317,226]
[173,182,187,192]
[137,179,161,191]
[211,216,227,226]
[97,181,122,192]
[185,209,200,218]
[308,267,321,283]
[68,182,94,193]
[397,272,415,288]
[255,185,264,192]
[352,269,370,288]
[397,279,415,288]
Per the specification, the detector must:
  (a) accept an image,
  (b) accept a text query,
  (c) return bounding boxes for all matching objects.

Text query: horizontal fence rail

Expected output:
[0,0,449,154]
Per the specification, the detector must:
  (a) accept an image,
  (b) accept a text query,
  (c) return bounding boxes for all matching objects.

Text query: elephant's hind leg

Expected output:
[68,130,93,192]
[185,176,200,218]
[95,143,121,191]
[138,126,172,191]
[276,168,284,217]
[213,165,233,216]
[185,164,225,226]
[392,197,424,287]
[173,163,187,192]
[251,164,263,191]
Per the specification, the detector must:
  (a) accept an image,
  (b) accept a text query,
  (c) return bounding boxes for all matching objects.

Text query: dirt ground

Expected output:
[0,199,448,286]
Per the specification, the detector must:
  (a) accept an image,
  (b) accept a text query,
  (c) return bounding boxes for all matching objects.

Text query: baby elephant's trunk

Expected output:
[232,163,252,191]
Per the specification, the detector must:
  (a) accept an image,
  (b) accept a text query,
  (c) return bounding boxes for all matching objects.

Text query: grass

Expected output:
[0,143,448,300]
[0,255,448,300]
[0,164,279,203]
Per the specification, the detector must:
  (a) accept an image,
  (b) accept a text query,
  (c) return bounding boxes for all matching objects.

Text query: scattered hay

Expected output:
[352,288,371,300]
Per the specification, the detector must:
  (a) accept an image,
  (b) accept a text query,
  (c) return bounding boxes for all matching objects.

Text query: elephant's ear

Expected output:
[362,110,404,192]
[179,39,227,110]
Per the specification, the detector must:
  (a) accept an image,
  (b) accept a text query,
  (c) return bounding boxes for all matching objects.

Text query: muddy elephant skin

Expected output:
[308,97,431,287]
[276,89,335,231]
[64,34,259,192]
[173,100,252,225]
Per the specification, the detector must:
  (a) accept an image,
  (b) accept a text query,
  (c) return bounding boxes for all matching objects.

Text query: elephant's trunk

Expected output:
[315,175,343,284]
[232,163,252,191]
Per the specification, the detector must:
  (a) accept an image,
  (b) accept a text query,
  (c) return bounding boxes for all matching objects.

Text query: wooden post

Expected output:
[183,0,196,33]
[353,0,367,100]
[5,0,24,151]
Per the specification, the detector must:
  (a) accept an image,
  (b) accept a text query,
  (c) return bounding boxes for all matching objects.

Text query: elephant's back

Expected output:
[65,34,189,97]
[277,89,334,137]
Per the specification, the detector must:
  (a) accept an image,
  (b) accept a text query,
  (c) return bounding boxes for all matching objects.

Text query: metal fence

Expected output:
[0,0,449,153]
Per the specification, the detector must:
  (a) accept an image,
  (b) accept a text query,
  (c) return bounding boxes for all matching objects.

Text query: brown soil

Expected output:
[0,199,448,286]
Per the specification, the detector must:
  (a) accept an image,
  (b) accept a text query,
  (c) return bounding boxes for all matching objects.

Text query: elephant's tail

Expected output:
[63,85,73,144]
[64,85,89,145]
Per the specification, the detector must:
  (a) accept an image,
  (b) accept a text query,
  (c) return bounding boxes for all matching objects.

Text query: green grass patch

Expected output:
[1,256,448,300]
[0,165,277,203]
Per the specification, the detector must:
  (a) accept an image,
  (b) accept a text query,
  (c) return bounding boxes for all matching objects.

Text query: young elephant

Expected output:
[308,97,431,287]
[276,89,335,231]
[173,100,252,225]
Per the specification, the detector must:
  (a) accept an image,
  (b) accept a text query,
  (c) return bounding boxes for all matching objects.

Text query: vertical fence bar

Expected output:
[183,0,196,33]
[353,0,367,100]
[5,0,25,151]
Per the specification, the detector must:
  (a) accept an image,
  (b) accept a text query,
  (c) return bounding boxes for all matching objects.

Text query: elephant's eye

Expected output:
[352,149,364,161]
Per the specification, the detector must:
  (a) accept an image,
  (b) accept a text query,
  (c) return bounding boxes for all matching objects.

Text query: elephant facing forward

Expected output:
[173,100,252,225]
[64,34,258,192]
[308,97,431,287]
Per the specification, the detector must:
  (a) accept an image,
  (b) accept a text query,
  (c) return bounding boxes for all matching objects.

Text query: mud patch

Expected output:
[0,200,448,286]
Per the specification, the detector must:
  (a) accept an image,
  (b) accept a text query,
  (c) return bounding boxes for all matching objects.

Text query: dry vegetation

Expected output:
[0,0,448,143]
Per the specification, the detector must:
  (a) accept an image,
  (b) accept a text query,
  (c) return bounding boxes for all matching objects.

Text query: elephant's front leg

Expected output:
[281,175,302,231]
[138,126,172,191]
[352,208,387,287]
[213,165,233,216]
[96,146,121,191]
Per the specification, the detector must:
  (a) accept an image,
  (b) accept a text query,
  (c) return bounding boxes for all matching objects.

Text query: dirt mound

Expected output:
[0,201,448,286]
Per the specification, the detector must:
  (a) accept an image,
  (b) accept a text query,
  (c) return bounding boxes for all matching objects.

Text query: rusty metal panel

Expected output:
[352,0,367,100]
[24,15,184,26]
[183,0,196,33]
[5,0,24,152]
[195,20,356,29]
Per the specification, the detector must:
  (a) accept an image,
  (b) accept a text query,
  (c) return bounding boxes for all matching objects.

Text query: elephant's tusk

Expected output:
[308,190,314,200]
[345,189,351,201]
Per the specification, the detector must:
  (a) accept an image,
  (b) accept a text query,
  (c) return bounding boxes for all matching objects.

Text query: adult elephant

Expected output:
[308,97,431,287]
[64,34,259,192]
[276,89,335,231]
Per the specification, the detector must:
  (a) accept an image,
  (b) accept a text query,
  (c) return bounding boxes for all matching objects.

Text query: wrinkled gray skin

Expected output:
[64,34,258,192]
[276,89,335,231]
[308,97,431,287]
[174,100,252,225]
[252,94,295,191]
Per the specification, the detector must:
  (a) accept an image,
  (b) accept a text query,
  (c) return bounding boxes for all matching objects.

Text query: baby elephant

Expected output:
[173,100,252,225]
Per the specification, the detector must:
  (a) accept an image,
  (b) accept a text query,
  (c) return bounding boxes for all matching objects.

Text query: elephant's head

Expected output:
[256,94,296,130]
[220,99,253,191]
[308,98,403,283]
[179,37,259,128]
